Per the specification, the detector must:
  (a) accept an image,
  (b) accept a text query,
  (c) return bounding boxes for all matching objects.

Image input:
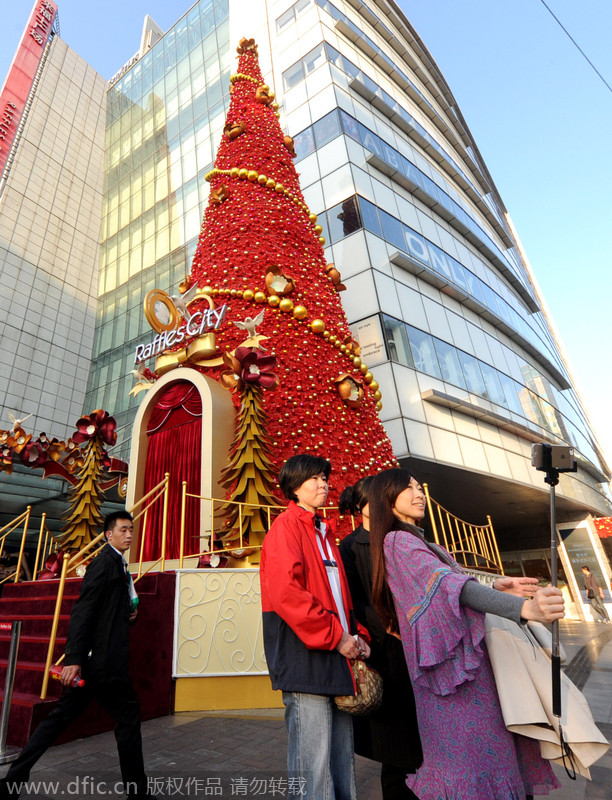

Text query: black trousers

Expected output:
[380,763,420,800]
[1,676,147,798]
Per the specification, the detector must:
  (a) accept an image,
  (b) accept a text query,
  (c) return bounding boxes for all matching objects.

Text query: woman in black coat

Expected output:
[339,478,422,800]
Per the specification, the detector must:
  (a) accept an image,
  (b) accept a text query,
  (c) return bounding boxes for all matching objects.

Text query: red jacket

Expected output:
[260,501,369,694]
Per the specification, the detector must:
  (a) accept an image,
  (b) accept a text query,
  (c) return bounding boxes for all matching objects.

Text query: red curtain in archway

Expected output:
[142,381,202,561]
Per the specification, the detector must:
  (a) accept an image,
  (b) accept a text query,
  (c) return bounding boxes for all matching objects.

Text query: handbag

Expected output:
[334,659,383,716]
[484,613,609,778]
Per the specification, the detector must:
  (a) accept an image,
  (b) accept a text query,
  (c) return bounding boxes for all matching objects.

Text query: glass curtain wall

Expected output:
[84,0,231,457]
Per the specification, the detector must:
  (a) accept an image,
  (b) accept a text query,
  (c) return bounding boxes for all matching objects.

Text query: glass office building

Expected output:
[3,0,609,555]
[85,0,231,451]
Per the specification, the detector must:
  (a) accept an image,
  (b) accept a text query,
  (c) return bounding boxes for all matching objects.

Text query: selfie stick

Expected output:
[545,468,562,717]
[531,443,577,719]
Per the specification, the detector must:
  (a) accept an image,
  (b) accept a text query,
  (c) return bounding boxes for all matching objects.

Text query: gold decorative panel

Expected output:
[174,568,267,677]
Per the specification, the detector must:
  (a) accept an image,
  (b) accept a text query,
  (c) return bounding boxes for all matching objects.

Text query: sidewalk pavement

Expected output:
[2,620,611,799]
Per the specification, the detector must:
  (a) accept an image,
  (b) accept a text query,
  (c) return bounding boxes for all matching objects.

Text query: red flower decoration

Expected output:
[20,441,47,467]
[72,410,117,447]
[219,347,279,391]
[235,346,279,390]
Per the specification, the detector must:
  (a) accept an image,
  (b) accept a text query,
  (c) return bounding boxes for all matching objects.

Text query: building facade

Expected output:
[2,0,610,568]
[0,3,107,526]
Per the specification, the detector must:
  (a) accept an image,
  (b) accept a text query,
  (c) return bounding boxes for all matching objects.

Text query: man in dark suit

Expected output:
[0,512,153,799]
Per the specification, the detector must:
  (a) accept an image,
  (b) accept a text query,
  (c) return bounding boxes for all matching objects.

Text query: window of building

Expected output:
[382,316,412,366]
[405,325,442,379]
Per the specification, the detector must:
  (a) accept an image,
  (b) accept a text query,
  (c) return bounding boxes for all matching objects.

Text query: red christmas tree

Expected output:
[165,38,396,545]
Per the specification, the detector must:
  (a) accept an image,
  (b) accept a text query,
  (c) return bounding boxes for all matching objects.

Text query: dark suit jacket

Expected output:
[64,544,131,681]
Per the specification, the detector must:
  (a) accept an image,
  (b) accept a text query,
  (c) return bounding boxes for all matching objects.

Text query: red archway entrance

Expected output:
[142,380,202,560]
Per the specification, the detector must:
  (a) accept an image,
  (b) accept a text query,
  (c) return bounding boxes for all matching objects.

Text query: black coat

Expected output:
[339,526,422,769]
[64,544,132,681]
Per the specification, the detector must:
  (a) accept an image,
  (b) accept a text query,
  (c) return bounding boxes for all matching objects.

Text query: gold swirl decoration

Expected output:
[174,570,267,677]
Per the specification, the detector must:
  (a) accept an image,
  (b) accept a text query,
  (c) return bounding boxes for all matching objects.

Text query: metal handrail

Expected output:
[40,474,171,698]
[423,483,503,573]
[0,507,32,585]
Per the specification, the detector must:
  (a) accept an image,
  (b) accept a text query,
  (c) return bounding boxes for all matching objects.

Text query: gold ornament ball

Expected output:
[275,182,285,193]
[293,305,308,320]
[329,335,337,345]
[309,213,317,223]
[375,401,383,411]
[373,390,382,401]
[243,289,254,301]
[310,319,325,334]
[318,236,326,245]
[258,174,267,184]
[340,344,347,353]
[266,178,276,188]
[352,356,362,367]
[359,363,368,375]
[334,340,342,349]
[363,371,373,384]
[238,168,248,179]
[279,298,294,312]
[247,170,259,181]
[230,167,240,178]
[314,224,323,235]
[202,285,213,295]
[268,294,280,307]
[254,291,267,304]
[369,380,379,392]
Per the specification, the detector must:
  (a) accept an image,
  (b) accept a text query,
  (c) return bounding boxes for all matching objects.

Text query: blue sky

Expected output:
[2,0,611,468]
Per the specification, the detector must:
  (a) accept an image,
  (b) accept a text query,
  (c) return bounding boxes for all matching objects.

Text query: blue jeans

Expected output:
[282,691,357,800]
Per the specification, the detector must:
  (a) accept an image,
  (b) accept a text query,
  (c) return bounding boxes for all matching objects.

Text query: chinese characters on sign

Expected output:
[0,0,58,174]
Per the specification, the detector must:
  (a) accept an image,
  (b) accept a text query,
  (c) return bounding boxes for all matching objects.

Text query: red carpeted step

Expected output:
[0,658,64,696]
[0,614,71,636]
[0,632,66,661]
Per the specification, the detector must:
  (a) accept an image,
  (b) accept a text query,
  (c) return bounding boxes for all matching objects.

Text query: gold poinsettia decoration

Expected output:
[223,120,245,140]
[265,266,295,296]
[7,427,31,453]
[211,184,231,204]
[325,263,346,292]
[255,85,274,105]
[237,37,258,56]
[334,374,365,409]
[283,135,296,156]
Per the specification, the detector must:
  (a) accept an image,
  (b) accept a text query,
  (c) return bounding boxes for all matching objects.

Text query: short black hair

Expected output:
[104,511,133,539]
[279,454,331,502]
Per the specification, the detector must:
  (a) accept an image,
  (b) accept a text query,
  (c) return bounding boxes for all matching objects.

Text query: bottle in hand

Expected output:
[49,664,85,687]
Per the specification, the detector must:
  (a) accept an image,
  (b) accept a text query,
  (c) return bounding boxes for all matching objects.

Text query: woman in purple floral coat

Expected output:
[369,468,564,800]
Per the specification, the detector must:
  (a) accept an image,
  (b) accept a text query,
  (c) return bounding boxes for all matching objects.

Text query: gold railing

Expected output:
[0,506,32,585]
[176,483,284,569]
[40,474,171,699]
[173,485,351,570]
[423,482,503,573]
[1,509,62,585]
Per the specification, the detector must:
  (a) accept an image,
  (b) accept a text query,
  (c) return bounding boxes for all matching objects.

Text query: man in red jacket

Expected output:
[260,454,370,800]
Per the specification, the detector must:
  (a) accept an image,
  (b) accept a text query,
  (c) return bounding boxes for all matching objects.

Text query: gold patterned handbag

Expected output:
[334,659,383,716]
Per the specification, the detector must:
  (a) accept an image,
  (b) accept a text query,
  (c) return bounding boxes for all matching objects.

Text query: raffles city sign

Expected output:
[135,288,227,365]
